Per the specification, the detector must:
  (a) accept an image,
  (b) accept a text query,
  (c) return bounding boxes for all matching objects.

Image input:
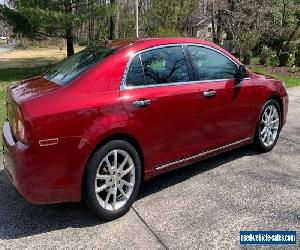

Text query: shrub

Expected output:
[259,46,271,65]
[156,27,182,37]
[291,65,300,73]
[259,46,280,66]
[295,51,300,67]
[18,38,35,49]
[78,40,88,46]
[242,51,252,65]
[294,44,300,67]
[18,38,65,49]
[284,41,298,54]
[267,52,279,66]
[279,52,290,66]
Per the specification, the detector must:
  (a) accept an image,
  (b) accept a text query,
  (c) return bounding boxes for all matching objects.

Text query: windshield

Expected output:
[43,46,116,85]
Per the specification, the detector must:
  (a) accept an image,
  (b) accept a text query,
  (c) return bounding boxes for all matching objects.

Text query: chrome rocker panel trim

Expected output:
[156,137,252,170]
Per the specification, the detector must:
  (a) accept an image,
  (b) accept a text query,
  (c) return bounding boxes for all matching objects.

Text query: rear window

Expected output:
[43,46,116,85]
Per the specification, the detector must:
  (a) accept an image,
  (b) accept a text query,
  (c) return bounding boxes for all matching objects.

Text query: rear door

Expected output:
[187,45,256,149]
[120,45,203,166]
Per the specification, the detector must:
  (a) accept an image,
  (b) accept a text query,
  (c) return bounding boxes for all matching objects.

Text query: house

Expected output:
[188,15,223,42]
[0,20,13,38]
[194,16,216,40]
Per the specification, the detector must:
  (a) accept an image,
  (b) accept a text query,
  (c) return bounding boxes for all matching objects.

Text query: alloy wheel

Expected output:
[260,104,280,147]
[94,149,135,211]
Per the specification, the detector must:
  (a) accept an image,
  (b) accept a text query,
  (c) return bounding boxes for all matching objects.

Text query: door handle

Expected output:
[203,90,217,97]
[132,99,151,108]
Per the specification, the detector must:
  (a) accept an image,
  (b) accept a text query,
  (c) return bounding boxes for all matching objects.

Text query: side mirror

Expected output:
[237,65,248,79]
[235,65,248,85]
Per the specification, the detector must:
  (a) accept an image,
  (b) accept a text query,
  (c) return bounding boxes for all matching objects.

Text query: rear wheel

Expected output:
[84,140,141,220]
[253,99,281,152]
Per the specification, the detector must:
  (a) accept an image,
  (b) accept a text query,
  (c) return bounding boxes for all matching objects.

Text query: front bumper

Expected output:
[2,120,92,204]
[282,94,289,127]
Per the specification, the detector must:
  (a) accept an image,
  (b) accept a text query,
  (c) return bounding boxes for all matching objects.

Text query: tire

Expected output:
[84,140,141,221]
[253,99,282,152]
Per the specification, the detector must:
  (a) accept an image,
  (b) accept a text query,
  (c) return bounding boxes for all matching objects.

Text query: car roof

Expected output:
[101,37,242,67]
[102,37,212,50]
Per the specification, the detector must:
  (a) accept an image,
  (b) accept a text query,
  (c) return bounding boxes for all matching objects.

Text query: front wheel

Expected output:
[84,140,141,221]
[253,99,281,152]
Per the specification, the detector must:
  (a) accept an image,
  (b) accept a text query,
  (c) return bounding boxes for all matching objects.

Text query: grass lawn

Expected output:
[0,46,84,69]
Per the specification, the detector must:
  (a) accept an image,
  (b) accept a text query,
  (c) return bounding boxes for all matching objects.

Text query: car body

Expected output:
[2,38,288,208]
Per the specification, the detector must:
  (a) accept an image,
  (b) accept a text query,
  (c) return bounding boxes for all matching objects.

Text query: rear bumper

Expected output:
[2,121,32,201]
[2,120,92,204]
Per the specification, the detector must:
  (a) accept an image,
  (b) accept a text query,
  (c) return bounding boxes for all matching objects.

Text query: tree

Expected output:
[6,0,114,56]
[215,0,299,59]
[0,4,34,38]
[141,0,198,37]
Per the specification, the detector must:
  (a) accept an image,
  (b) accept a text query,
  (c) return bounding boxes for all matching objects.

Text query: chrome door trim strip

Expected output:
[122,78,234,90]
[120,43,248,90]
[156,137,251,170]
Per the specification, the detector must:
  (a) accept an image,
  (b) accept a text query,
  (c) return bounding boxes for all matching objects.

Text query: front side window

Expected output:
[188,45,238,81]
[44,46,116,85]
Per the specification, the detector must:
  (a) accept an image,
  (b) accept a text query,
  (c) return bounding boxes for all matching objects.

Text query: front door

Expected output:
[187,45,256,149]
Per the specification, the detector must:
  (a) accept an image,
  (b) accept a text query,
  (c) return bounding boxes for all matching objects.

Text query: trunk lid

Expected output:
[9,76,60,103]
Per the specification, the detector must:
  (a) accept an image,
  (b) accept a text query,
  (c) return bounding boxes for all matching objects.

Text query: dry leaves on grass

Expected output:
[0,47,84,69]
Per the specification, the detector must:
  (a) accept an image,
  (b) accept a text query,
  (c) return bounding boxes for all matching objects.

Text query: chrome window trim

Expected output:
[120,43,250,90]
[156,137,251,170]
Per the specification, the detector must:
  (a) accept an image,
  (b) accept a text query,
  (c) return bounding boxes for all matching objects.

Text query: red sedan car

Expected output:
[2,38,288,220]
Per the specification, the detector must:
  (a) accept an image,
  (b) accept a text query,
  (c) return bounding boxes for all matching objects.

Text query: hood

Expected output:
[9,76,61,103]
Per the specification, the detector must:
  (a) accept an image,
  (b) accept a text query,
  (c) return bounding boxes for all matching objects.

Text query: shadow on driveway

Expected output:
[0,145,257,240]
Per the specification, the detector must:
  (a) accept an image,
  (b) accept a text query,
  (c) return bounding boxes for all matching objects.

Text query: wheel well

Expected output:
[268,94,283,127]
[85,133,145,178]
[81,133,145,200]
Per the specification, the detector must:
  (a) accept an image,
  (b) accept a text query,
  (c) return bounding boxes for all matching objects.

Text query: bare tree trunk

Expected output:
[216,10,223,45]
[211,1,218,44]
[66,26,74,57]
[109,0,115,40]
[136,0,139,38]
[66,0,74,57]
[88,0,92,43]
[115,0,120,39]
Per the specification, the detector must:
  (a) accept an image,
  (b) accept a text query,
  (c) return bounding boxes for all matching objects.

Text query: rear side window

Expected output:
[188,45,238,81]
[125,46,190,87]
[141,46,190,85]
[126,55,144,87]
[44,46,116,85]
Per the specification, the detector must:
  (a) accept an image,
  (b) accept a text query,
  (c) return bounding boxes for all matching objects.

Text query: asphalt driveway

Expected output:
[0,43,17,53]
[0,87,299,249]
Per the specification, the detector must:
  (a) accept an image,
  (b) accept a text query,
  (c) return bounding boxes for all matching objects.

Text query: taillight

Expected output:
[12,107,28,144]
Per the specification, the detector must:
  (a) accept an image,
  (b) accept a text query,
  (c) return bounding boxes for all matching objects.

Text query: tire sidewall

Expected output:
[84,140,141,221]
[255,99,282,152]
